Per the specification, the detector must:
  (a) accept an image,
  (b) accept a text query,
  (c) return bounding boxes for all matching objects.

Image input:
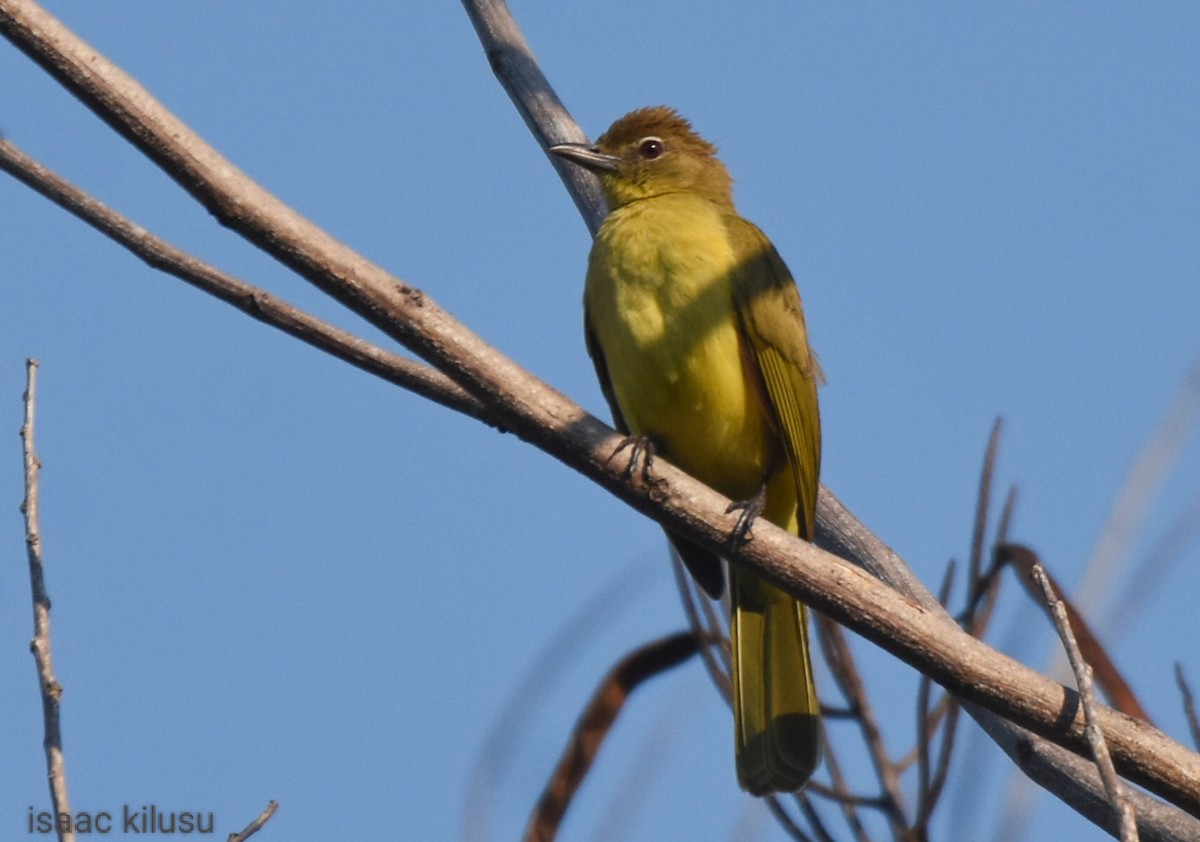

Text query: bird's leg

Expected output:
[609,435,660,489]
[725,481,769,546]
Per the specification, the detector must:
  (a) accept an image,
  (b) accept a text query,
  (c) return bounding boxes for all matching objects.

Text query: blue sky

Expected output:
[2,3,1198,840]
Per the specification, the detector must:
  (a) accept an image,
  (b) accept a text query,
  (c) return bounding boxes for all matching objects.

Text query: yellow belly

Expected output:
[585,187,818,793]
[585,194,774,502]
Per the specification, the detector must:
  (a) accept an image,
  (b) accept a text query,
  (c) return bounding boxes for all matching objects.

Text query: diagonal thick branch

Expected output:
[3,0,1200,834]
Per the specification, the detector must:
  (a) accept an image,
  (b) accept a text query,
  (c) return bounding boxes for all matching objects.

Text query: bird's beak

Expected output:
[549,143,621,173]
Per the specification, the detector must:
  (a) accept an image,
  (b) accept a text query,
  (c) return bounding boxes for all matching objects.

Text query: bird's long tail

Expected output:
[731,568,821,795]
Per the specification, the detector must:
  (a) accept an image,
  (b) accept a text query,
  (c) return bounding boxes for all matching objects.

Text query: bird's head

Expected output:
[551,106,734,210]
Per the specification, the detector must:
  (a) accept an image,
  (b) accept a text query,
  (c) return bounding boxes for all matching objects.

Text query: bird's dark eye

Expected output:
[638,137,665,160]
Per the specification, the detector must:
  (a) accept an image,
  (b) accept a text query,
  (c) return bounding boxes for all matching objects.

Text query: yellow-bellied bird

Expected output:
[552,107,823,795]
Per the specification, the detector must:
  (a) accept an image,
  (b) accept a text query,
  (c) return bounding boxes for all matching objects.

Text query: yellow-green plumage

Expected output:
[552,107,822,794]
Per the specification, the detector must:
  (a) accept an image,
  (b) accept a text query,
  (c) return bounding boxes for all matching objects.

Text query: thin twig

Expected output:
[897,693,955,772]
[962,421,1004,634]
[226,800,278,842]
[695,575,730,665]
[792,792,835,842]
[21,359,75,842]
[963,483,1018,638]
[764,795,816,842]
[920,695,961,833]
[818,704,859,720]
[522,633,699,842]
[813,614,909,835]
[1176,664,1200,751]
[915,571,948,801]
[915,561,960,830]
[996,484,1018,545]
[1032,563,1138,842]
[806,780,888,810]
[668,550,731,698]
[807,733,873,842]
[964,419,1003,626]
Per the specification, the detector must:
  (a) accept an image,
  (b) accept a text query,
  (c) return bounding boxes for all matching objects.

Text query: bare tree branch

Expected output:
[0,138,489,427]
[21,358,75,842]
[1032,563,1138,842]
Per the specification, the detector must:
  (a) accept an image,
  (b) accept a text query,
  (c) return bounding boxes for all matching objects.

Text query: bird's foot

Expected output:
[726,482,768,546]
[609,435,662,491]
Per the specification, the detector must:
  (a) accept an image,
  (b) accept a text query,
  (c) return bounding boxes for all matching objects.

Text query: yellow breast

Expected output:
[585,194,773,499]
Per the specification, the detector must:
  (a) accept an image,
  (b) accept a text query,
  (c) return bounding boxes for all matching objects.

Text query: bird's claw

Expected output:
[726,483,768,546]
[610,435,660,489]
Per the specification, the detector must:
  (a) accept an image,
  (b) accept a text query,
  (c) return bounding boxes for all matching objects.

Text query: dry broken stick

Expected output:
[523,632,699,842]
[1032,562,1138,842]
[226,799,278,842]
[21,359,76,842]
